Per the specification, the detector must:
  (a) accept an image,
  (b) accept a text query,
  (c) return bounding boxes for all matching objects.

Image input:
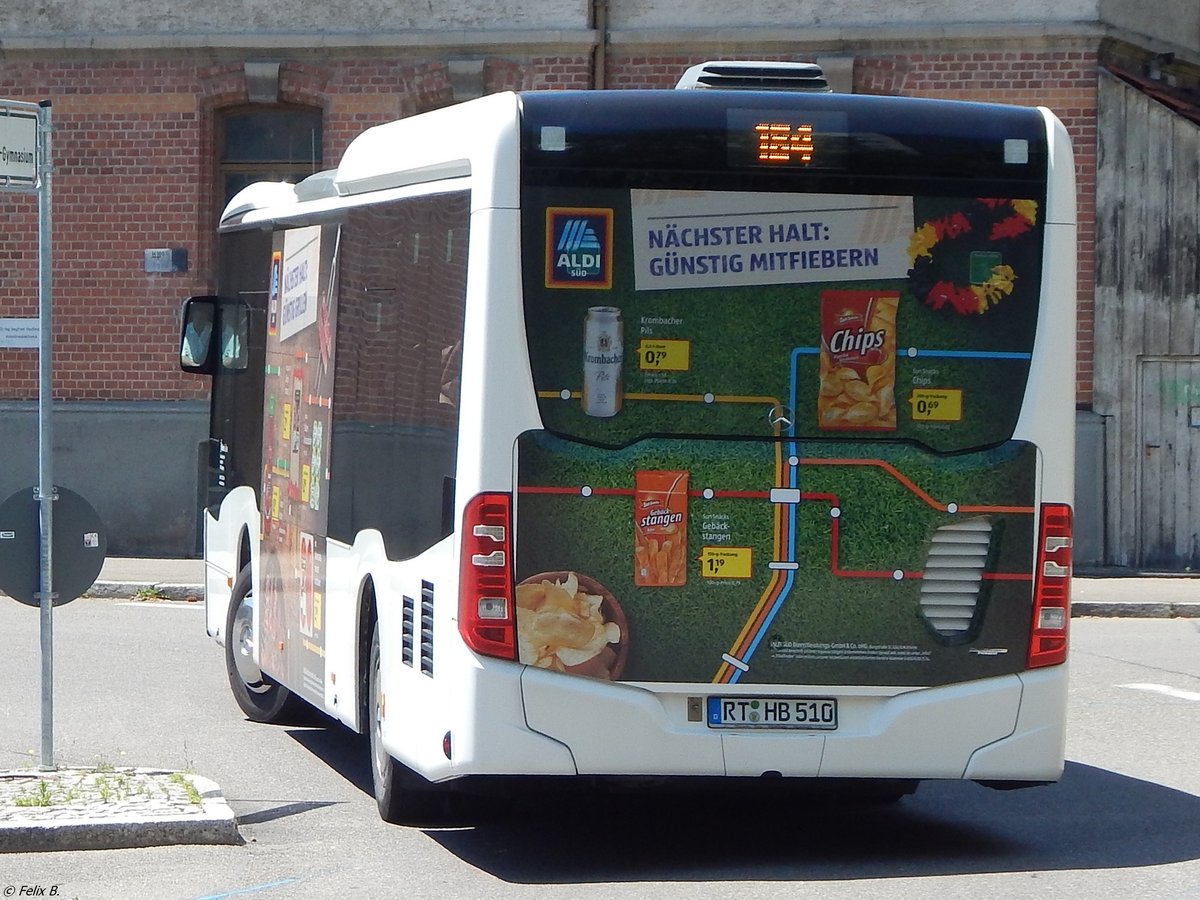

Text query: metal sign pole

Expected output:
[1,97,62,771]
[36,101,55,772]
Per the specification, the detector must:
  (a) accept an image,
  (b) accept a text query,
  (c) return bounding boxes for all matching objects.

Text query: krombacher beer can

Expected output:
[582,306,623,417]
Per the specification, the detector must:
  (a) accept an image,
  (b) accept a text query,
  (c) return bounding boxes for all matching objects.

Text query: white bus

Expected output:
[181,71,1075,821]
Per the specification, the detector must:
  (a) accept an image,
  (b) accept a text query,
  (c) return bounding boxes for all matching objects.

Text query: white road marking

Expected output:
[1120,682,1200,702]
[117,601,203,609]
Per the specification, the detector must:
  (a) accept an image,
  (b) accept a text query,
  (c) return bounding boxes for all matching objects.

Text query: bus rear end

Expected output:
[460,88,1075,789]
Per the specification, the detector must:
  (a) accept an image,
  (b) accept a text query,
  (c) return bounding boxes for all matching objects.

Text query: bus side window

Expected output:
[328,195,469,560]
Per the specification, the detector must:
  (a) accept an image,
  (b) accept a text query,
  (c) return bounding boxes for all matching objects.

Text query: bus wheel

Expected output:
[368,619,447,824]
[225,564,300,723]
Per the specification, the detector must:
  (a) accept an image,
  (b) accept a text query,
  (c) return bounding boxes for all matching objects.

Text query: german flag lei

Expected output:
[906,199,1038,315]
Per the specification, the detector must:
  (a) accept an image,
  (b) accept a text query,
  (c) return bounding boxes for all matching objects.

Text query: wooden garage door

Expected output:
[1139,357,1200,569]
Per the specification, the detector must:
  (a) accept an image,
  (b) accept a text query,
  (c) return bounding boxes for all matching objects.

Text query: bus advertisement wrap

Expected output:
[518,186,1046,687]
[259,224,340,706]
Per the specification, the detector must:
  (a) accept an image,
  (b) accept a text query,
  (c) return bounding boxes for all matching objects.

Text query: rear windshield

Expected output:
[520,184,1045,453]
[518,92,1047,453]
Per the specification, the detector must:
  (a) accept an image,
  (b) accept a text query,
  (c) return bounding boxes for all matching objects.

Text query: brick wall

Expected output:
[0,53,591,405]
[1,47,1096,406]
[0,61,208,402]
[0,191,38,396]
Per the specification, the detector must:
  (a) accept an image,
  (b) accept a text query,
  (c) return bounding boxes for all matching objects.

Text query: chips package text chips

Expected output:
[634,470,689,586]
[818,290,899,431]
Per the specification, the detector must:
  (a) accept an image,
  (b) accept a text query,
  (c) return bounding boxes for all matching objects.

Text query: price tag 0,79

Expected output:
[637,339,691,372]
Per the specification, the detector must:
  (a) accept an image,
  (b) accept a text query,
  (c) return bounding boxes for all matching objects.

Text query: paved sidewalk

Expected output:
[85,556,206,602]
[1,559,1197,853]
[1072,574,1200,617]
[0,769,239,852]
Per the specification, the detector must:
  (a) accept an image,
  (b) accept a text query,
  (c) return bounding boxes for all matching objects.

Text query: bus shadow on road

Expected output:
[285,725,375,797]
[424,761,1200,883]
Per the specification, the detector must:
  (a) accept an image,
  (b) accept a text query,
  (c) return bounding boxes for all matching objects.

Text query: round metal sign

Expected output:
[0,486,107,607]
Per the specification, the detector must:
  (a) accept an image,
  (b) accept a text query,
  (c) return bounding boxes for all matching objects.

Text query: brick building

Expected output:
[0,2,1196,563]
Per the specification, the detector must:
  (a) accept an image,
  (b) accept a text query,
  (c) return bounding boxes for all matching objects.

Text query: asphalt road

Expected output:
[1,597,1199,899]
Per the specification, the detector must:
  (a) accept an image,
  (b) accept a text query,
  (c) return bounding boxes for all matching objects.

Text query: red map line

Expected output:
[518,486,772,498]
[519,455,1035,583]
[798,457,946,510]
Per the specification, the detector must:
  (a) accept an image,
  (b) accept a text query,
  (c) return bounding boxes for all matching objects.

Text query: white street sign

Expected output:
[0,103,39,186]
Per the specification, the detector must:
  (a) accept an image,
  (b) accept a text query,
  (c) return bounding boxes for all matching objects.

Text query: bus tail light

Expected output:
[1027,503,1072,669]
[459,492,517,660]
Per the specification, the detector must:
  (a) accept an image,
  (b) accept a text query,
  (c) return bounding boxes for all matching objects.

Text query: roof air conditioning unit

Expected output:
[675,60,831,92]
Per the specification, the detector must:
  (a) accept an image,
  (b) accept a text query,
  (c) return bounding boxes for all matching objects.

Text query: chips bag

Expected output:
[818,290,899,431]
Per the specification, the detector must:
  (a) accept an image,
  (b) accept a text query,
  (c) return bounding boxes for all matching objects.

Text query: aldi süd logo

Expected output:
[545,208,614,289]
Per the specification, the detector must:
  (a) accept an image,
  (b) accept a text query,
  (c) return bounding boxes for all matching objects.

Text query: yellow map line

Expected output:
[537,390,778,405]
[714,423,786,684]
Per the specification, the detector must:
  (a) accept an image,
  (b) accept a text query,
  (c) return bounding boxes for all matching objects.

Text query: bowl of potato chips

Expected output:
[515,571,628,680]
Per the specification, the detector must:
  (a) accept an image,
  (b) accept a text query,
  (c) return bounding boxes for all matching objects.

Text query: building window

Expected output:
[218,105,323,210]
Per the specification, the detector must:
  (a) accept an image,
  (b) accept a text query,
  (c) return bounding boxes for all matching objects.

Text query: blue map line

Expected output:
[734,570,796,683]
[791,345,1031,360]
[728,349,804,683]
[917,349,1031,360]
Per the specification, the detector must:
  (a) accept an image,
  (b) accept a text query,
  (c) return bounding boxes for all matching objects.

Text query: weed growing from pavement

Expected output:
[6,767,204,809]
[169,772,203,805]
[13,780,54,807]
[132,587,171,602]
[12,778,86,807]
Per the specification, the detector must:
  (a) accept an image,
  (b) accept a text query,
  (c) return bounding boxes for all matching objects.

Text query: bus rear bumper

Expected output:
[963,665,1068,783]
[514,665,1067,781]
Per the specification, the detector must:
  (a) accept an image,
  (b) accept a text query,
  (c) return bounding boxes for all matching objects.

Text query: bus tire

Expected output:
[368,619,447,824]
[225,564,301,723]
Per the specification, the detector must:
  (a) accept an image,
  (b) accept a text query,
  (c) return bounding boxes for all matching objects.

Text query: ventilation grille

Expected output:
[919,517,993,636]
[402,594,415,667]
[675,61,830,92]
[420,581,435,677]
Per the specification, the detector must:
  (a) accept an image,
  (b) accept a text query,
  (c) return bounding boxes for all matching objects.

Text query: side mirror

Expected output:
[219,303,249,371]
[180,296,218,374]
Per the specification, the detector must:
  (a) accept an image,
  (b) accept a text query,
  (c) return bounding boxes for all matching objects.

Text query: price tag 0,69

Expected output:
[909,388,963,422]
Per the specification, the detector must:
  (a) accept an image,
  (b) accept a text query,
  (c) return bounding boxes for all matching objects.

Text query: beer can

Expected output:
[582,306,624,417]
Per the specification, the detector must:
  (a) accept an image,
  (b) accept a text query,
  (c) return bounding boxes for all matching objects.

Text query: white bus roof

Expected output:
[219,91,521,228]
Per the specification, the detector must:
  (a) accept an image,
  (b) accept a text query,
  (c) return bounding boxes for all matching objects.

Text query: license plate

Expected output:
[707,695,838,730]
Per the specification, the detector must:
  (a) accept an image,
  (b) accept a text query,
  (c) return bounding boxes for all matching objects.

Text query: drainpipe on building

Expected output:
[592,0,608,90]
